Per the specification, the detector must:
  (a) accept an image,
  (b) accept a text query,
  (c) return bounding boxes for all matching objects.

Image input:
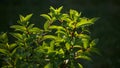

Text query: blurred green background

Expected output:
[0,0,120,68]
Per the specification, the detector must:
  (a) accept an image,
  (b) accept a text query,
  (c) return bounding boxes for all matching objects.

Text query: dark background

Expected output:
[0,0,120,68]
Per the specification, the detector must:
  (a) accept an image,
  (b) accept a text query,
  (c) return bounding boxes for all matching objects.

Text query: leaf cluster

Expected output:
[0,6,99,68]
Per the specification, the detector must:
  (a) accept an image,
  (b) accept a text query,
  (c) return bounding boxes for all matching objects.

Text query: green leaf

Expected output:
[10,46,17,56]
[19,15,25,22]
[79,34,90,40]
[43,35,57,40]
[24,14,33,22]
[76,17,99,28]
[90,39,99,47]
[19,14,33,22]
[90,48,101,55]
[41,14,51,20]
[0,33,8,43]
[59,48,64,55]
[27,24,35,29]
[10,33,23,40]
[82,38,89,49]
[55,30,66,35]
[44,21,50,30]
[44,63,53,68]
[78,63,83,68]
[50,40,55,51]
[75,55,92,61]
[49,25,65,31]
[65,42,70,50]
[56,6,63,13]
[10,25,26,32]
[29,27,42,34]
[0,48,8,55]
[9,43,17,50]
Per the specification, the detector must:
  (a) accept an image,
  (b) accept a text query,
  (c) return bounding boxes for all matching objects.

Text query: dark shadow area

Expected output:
[0,0,120,68]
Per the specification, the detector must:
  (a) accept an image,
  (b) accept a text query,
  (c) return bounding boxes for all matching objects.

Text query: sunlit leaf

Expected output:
[41,14,51,20]
[44,21,50,30]
[76,17,99,28]
[43,35,57,40]
[75,55,92,61]
[24,13,33,22]
[49,25,65,31]
[10,25,26,32]
[56,6,63,13]
[79,34,90,40]
[55,30,66,35]
[19,14,33,22]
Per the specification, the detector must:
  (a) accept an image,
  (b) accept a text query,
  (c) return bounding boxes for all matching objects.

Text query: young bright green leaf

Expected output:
[56,6,63,13]
[43,35,57,40]
[10,25,26,32]
[65,42,70,50]
[55,30,66,35]
[59,48,64,55]
[49,25,65,31]
[75,55,92,61]
[44,21,50,30]
[76,17,99,28]
[19,14,33,22]
[41,14,51,20]
[23,14,33,22]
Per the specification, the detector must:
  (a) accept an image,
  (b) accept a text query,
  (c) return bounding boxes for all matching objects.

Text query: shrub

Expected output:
[0,6,99,68]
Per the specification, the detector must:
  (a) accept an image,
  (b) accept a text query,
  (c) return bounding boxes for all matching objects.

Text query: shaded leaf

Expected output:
[0,48,8,55]
[90,39,99,47]
[65,42,70,50]
[78,63,83,68]
[10,33,23,40]
[44,62,53,68]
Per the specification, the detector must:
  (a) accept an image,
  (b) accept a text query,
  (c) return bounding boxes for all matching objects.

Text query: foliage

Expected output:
[0,6,99,68]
